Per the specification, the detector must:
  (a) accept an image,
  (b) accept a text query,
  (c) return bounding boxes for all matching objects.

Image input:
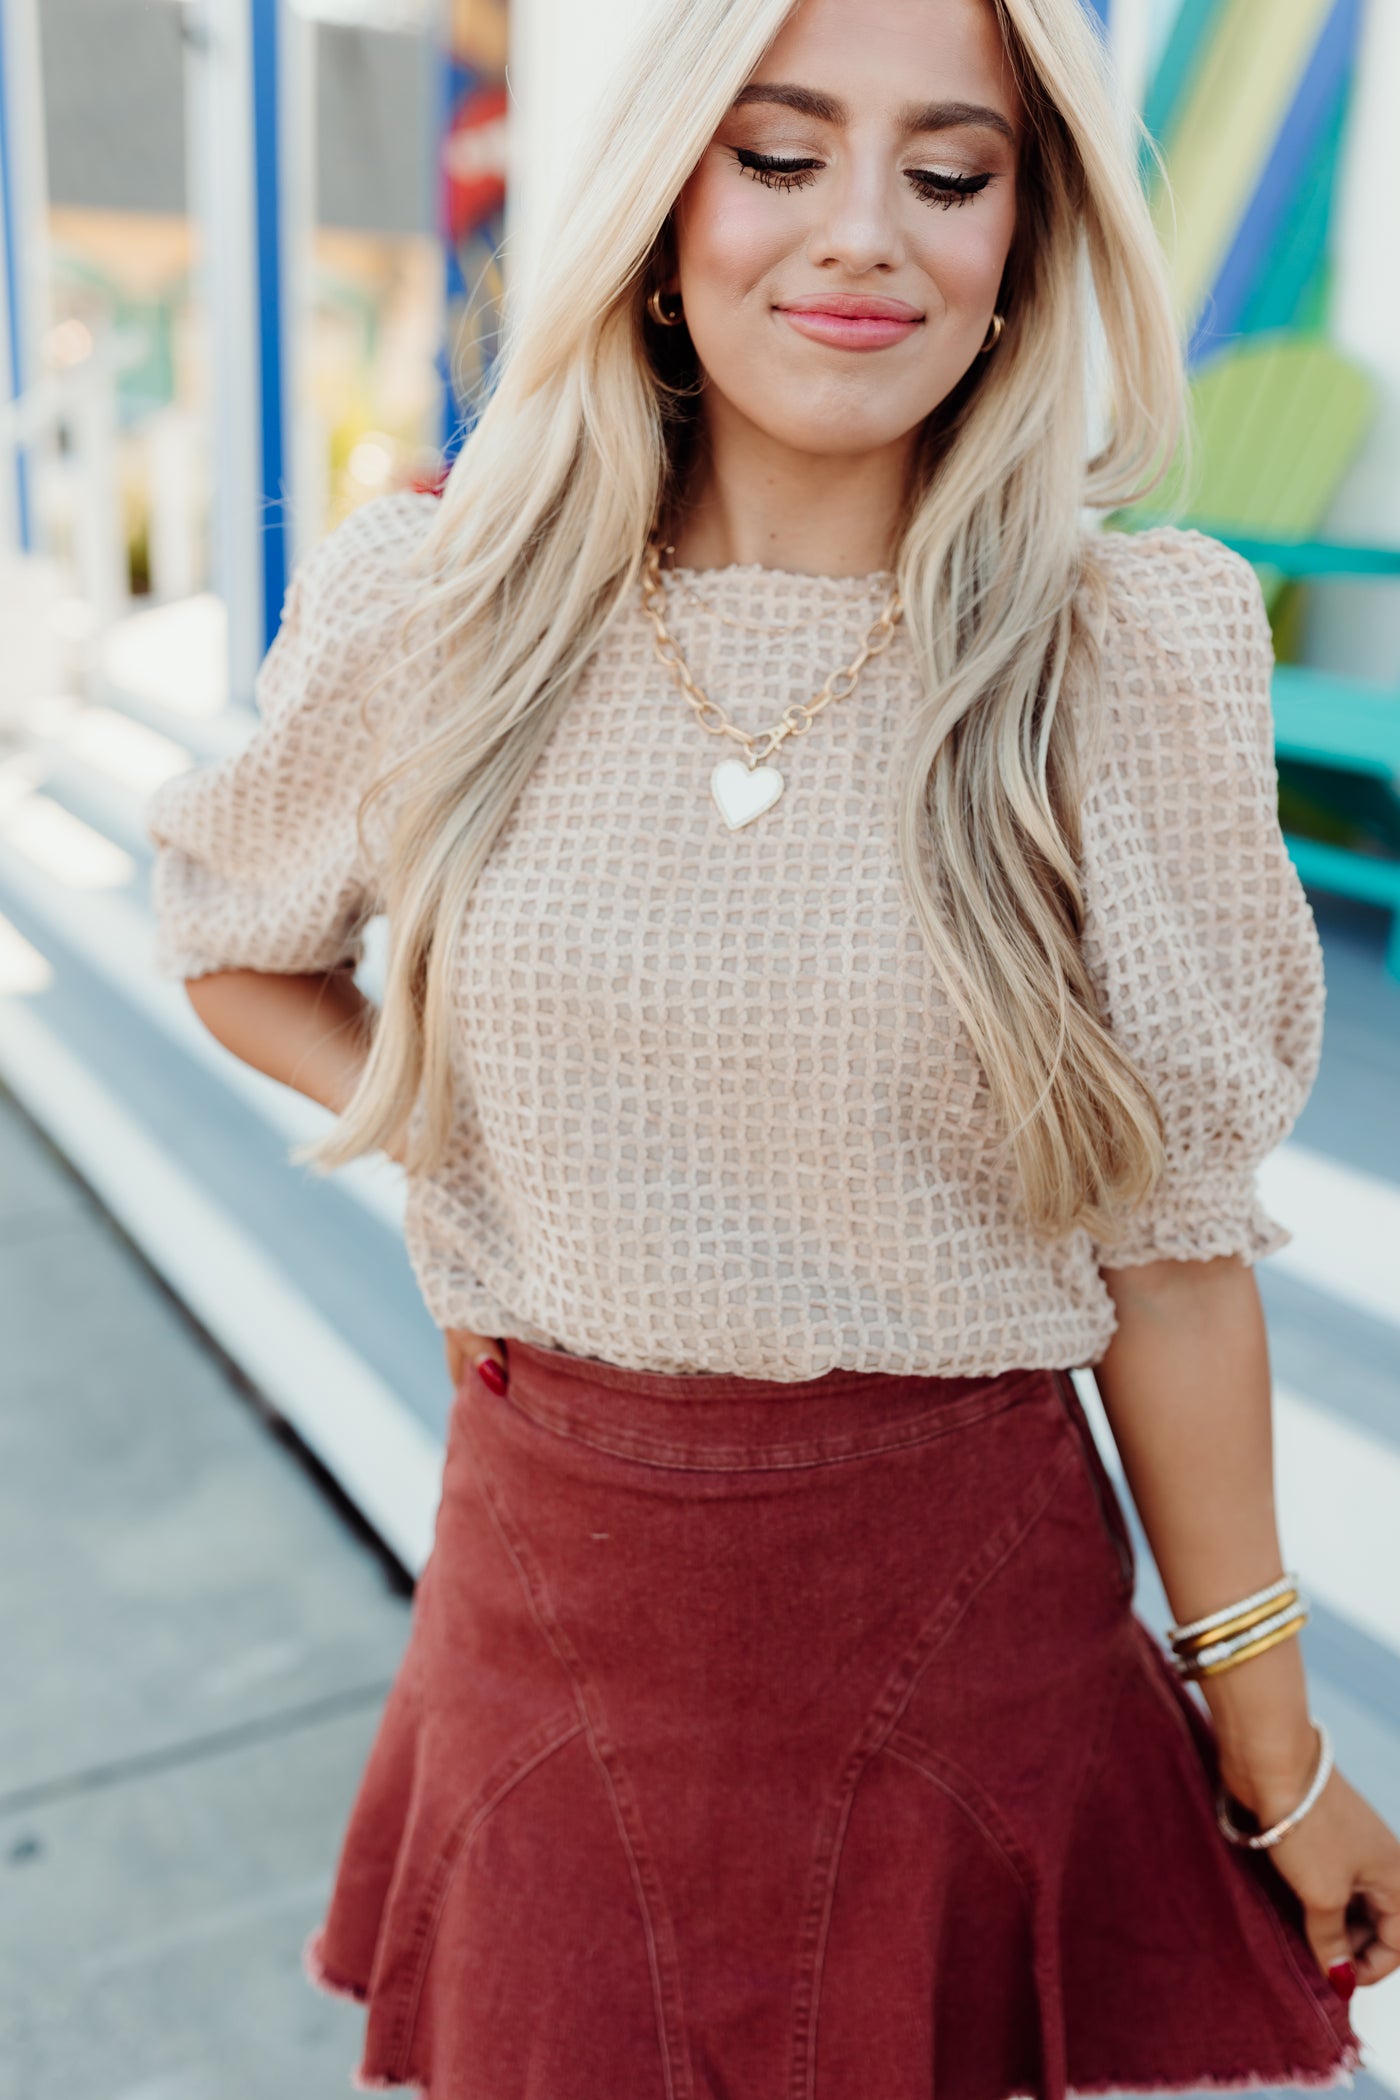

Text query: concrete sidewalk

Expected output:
[0,1077,417,2098]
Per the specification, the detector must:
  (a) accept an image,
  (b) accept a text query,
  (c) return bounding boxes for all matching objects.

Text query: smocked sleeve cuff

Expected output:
[1079,527,1326,1271]
[1089,1174,1293,1269]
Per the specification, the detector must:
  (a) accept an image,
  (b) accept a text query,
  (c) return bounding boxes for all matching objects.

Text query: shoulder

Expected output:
[1074,525,1275,782]
[298,485,442,579]
[244,489,445,758]
[281,487,443,655]
[1081,523,1272,690]
[1084,519,1263,603]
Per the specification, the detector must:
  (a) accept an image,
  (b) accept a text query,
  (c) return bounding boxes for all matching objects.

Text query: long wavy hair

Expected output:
[298,0,1190,1246]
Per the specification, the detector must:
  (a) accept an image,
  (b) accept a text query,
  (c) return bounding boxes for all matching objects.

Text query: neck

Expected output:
[666,399,912,577]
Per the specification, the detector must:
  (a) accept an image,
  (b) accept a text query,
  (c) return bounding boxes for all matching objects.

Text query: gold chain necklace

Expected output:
[638,539,904,830]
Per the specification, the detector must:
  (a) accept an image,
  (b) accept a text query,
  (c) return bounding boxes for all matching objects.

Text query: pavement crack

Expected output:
[0,1677,394,1818]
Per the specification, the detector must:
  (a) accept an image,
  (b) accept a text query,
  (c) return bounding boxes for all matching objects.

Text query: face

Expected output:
[668,0,1022,462]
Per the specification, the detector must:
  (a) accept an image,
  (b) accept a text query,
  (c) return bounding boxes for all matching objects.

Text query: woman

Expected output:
[144,0,1399,2093]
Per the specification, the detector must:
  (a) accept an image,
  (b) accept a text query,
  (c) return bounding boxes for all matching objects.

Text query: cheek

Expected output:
[915,196,1017,312]
[676,167,795,299]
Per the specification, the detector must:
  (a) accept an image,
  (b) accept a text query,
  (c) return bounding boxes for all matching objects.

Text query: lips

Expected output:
[775,292,924,350]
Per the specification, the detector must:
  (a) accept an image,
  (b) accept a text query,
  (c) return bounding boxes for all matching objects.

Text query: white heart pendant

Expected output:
[711,757,783,830]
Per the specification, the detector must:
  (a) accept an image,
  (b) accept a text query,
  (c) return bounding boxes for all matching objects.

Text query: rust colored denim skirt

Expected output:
[302,1340,1363,2100]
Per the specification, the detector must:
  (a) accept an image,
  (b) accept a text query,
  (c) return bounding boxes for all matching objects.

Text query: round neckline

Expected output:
[661,559,897,591]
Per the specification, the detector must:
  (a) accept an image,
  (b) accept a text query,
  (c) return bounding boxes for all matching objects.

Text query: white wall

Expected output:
[183,0,262,699]
[504,0,653,304]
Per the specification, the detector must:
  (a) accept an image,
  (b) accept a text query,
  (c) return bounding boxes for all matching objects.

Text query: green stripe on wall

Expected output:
[1141,0,1219,155]
[1151,0,1331,323]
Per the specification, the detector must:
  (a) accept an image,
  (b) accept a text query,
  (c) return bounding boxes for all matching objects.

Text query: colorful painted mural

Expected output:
[1128,0,1400,971]
[439,0,510,467]
[1123,0,1376,549]
[1143,0,1362,361]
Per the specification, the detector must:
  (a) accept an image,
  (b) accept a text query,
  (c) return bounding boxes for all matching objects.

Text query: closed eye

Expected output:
[731,148,994,209]
[908,169,993,208]
[731,148,822,190]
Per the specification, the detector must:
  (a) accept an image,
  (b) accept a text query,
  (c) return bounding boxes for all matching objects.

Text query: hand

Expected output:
[442,1324,509,1394]
[1220,1738,1400,1996]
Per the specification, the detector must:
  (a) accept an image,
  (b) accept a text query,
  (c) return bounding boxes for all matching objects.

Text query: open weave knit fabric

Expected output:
[144,490,1325,1379]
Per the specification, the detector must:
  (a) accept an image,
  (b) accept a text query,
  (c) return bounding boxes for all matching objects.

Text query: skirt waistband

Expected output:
[489,1338,1063,1471]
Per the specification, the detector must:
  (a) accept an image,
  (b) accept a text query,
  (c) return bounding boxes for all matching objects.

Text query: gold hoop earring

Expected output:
[979,311,1005,354]
[647,285,685,328]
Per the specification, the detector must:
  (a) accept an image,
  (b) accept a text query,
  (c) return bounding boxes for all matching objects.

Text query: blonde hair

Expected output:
[299,0,1189,1246]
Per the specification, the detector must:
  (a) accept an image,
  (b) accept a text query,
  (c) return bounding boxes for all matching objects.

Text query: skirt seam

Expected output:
[1059,1630,1136,1843]
[493,1369,1044,1472]
[1126,1623,1361,2069]
[787,1432,1085,2100]
[1049,1370,1137,1600]
[384,1707,587,2076]
[1031,1637,1136,2100]
[882,1731,1038,1903]
[461,1408,695,2100]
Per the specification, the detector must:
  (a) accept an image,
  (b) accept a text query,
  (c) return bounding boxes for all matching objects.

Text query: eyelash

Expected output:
[730,147,992,208]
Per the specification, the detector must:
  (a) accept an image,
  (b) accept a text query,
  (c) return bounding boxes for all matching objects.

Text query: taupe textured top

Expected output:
[144,489,1325,1379]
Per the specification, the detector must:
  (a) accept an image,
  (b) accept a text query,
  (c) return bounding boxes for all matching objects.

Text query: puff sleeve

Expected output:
[1078,527,1326,1268]
[144,490,439,981]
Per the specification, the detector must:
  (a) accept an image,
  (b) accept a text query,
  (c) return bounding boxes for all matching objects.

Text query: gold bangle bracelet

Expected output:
[1186,1610,1309,1679]
[1168,1571,1301,1646]
[1172,1589,1300,1656]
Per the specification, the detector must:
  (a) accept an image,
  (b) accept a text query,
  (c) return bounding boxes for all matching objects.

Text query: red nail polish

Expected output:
[475,1356,508,1395]
[1326,1958,1357,2002]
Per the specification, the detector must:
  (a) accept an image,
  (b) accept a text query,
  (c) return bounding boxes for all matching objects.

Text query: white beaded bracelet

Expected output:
[1167,1597,1310,1680]
[1169,1571,1300,1645]
[1215,1717,1333,1850]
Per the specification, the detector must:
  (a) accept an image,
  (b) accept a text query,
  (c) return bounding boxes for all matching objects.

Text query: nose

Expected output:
[805,149,906,276]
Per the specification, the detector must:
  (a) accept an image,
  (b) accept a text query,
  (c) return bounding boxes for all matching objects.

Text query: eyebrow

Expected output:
[732,83,1016,147]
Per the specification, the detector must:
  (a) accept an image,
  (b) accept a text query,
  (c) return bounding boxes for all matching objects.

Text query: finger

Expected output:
[442,1327,502,1388]
[471,1341,509,1393]
[1354,1885,1400,1986]
[1354,1936,1399,1987]
[1303,1897,1357,1996]
[447,1332,508,1392]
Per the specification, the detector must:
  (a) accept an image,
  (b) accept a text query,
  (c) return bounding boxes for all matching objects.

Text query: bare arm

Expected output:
[184,968,505,1381]
[185,965,381,1126]
[1095,1255,1400,1991]
[1095,1255,1313,1806]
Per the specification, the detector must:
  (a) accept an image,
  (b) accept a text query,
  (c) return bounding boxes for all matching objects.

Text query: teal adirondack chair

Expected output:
[1108,337,1400,982]
[1109,336,1376,618]
[1195,528,1400,983]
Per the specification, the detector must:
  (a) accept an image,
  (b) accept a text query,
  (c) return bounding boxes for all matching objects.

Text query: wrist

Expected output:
[1216,1718,1324,1824]
[1196,1637,1318,1815]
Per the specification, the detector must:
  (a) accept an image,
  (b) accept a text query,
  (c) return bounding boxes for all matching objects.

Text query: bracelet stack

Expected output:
[1166,1571,1309,1681]
[1165,1572,1330,1851]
